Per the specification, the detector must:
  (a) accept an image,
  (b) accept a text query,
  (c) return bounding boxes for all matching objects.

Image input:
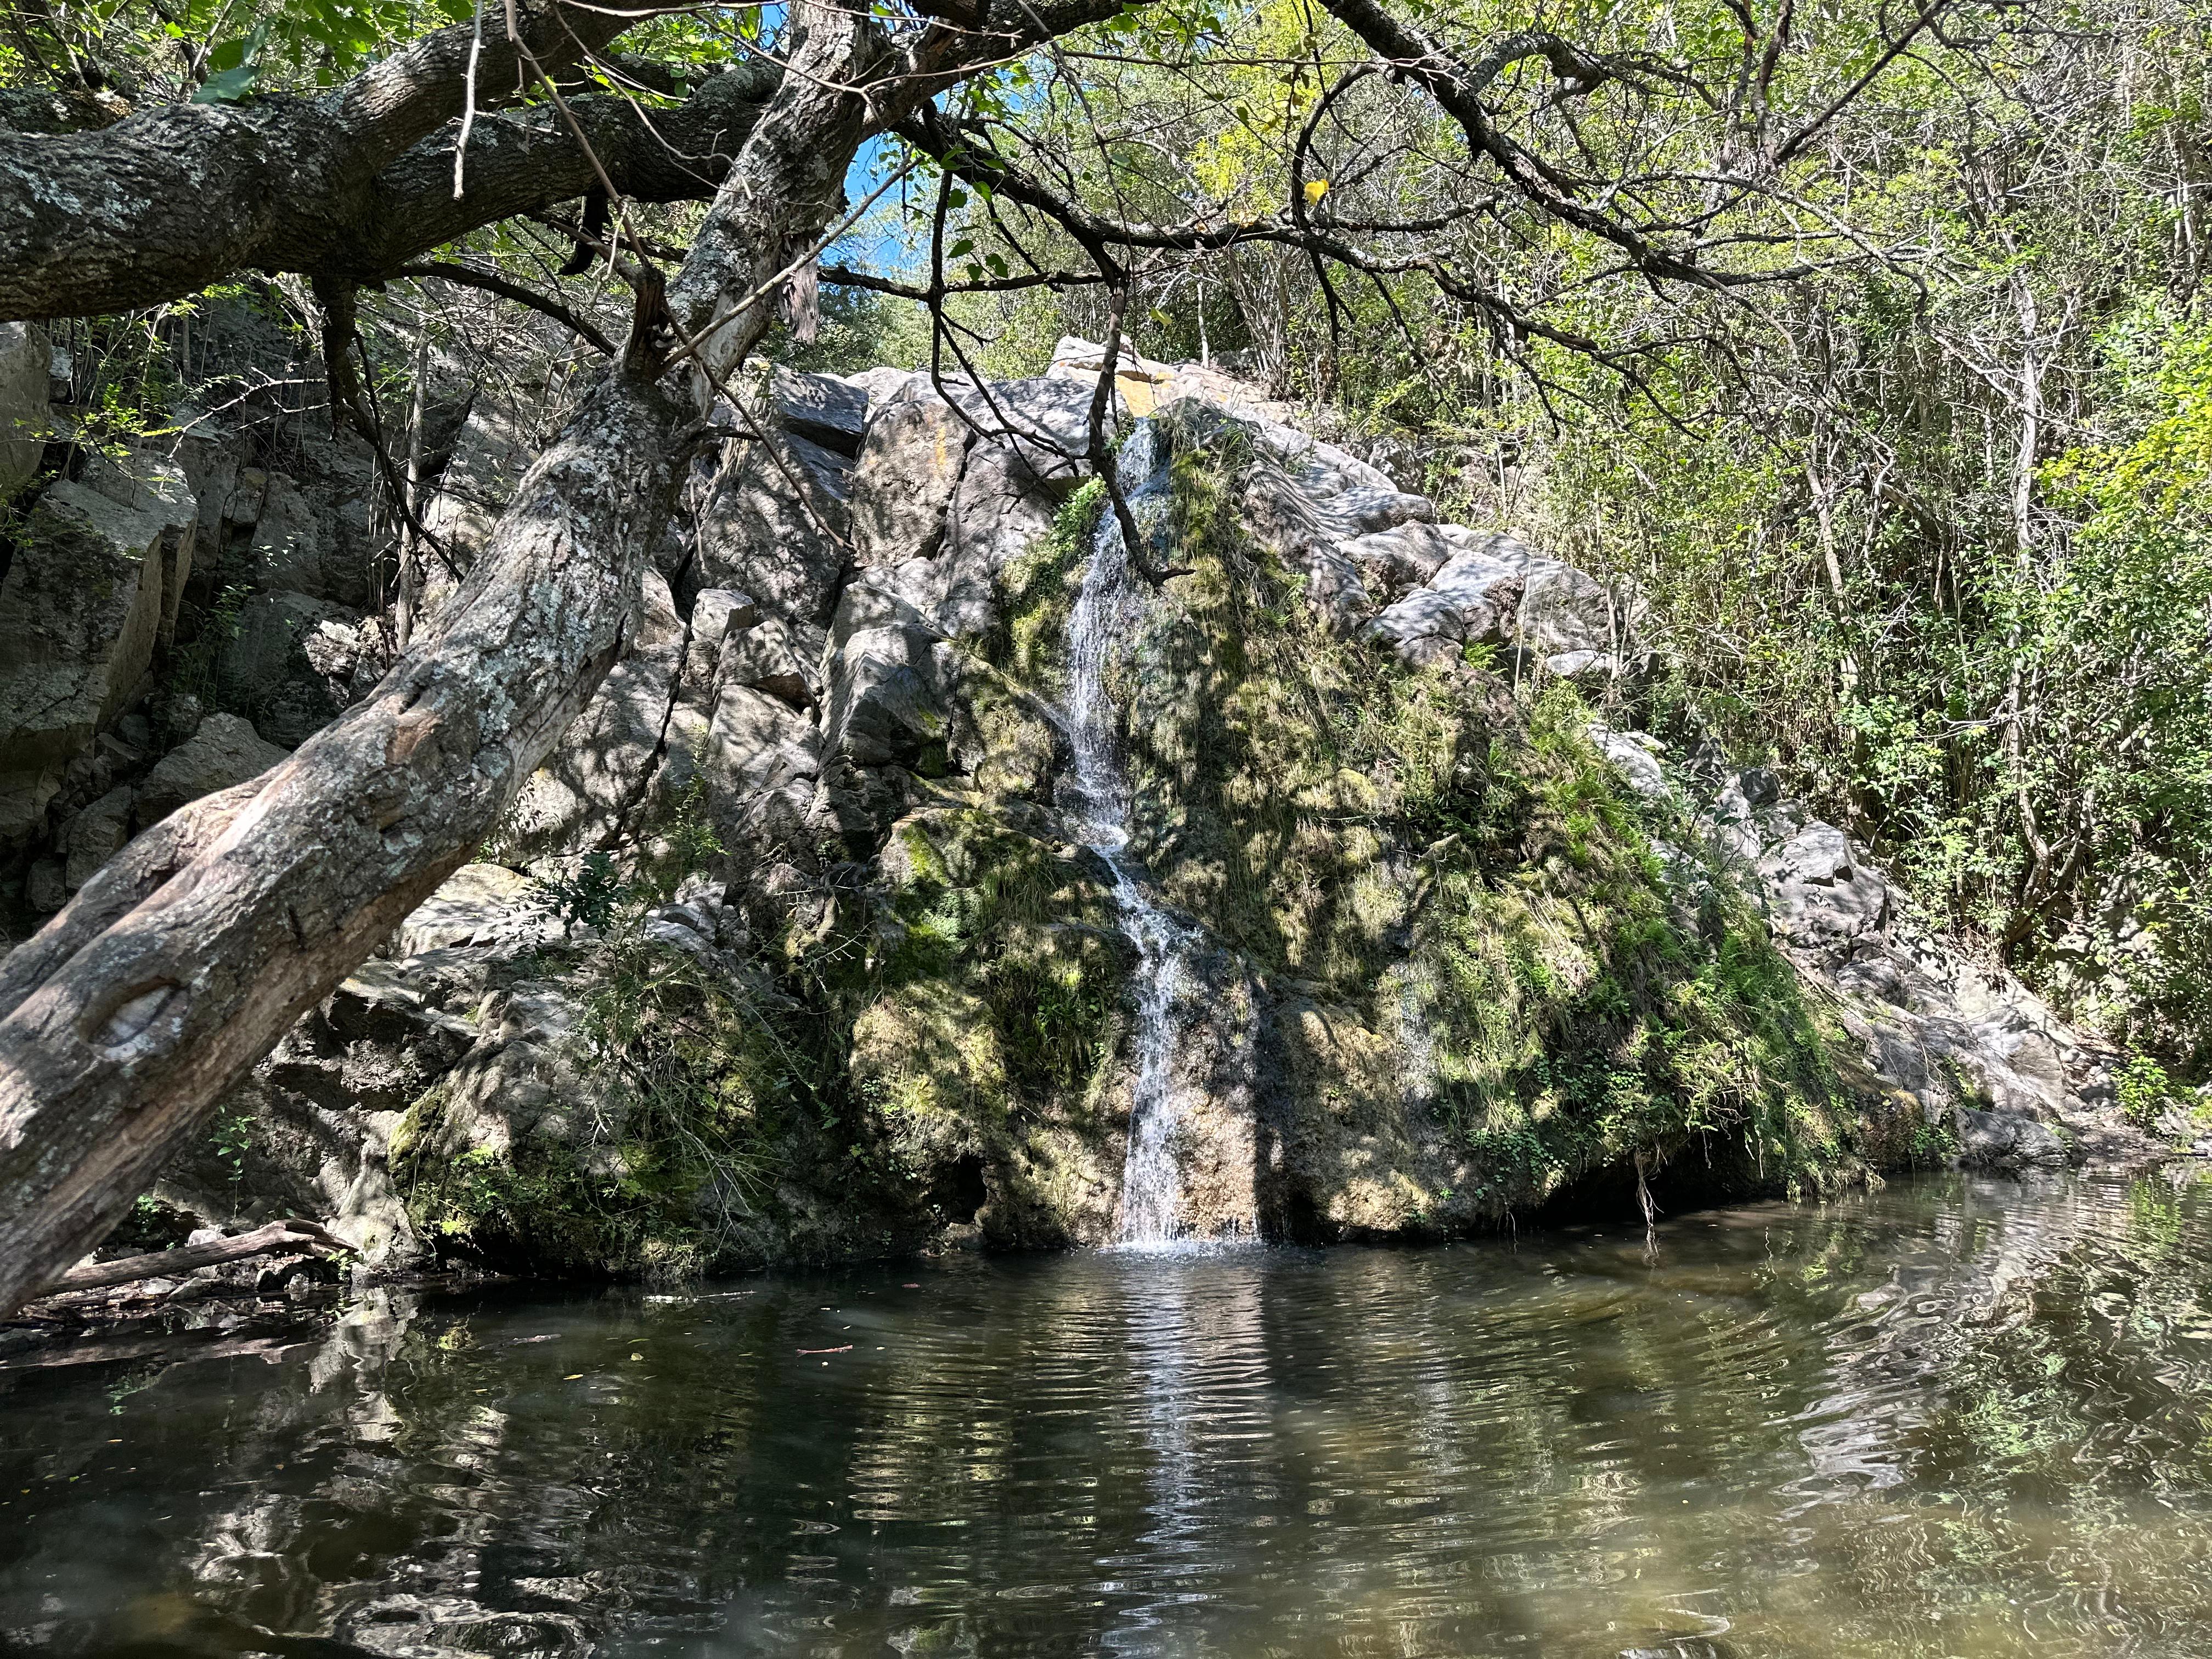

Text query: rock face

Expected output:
[134,712,289,827]
[15,348,2130,1281]
[0,320,48,499]
[0,452,195,848]
[1709,780,2105,1170]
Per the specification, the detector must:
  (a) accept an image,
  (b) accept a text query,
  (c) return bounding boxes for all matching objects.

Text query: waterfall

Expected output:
[1059,426,1203,1249]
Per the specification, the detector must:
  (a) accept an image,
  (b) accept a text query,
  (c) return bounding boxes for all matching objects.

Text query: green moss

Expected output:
[1119,414,1872,1212]
[390,939,798,1275]
[991,479,1105,697]
[872,805,1126,1108]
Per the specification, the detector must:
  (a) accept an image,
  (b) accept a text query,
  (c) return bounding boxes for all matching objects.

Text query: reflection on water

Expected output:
[6,1170,2212,1657]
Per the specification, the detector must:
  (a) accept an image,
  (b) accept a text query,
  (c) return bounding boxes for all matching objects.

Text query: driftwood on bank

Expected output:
[31,1218,350,1300]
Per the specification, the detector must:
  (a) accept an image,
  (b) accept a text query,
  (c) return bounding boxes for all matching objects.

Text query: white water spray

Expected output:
[1059,427,1203,1249]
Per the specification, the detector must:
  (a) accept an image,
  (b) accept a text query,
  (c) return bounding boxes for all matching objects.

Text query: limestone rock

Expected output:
[0,473,173,845]
[721,613,822,710]
[914,441,1059,636]
[1589,723,1669,803]
[249,471,368,610]
[1048,335,1175,416]
[849,395,969,567]
[1332,484,1436,534]
[769,366,868,454]
[1518,562,1621,657]
[701,680,821,854]
[25,856,65,913]
[1337,521,1463,599]
[161,960,479,1264]
[1249,417,1400,495]
[844,365,927,413]
[1956,1107,2070,1169]
[0,320,49,498]
[83,448,198,648]
[1760,822,1890,964]
[134,712,290,826]
[60,783,134,890]
[637,586,758,831]
[214,589,359,746]
[820,573,951,769]
[396,864,553,956]
[169,420,245,541]
[298,610,390,707]
[421,393,537,562]
[947,376,1106,490]
[691,421,850,627]
[501,569,687,855]
[1702,774,2103,1166]
[1367,541,1528,665]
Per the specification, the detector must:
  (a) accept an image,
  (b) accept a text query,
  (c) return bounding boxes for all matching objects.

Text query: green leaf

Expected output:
[193,62,259,102]
[949,237,974,258]
[194,24,265,102]
[203,32,251,72]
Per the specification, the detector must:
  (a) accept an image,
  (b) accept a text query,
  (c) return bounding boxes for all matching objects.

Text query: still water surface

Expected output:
[6,1170,2212,1658]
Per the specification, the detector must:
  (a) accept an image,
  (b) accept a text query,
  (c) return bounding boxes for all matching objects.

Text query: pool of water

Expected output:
[6,1169,2212,1657]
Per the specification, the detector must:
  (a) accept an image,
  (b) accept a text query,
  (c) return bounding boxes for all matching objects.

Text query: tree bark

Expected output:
[0,0,665,319]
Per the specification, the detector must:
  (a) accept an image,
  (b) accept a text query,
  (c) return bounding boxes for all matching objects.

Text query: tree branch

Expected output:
[393,260,618,356]
[31,1218,349,1300]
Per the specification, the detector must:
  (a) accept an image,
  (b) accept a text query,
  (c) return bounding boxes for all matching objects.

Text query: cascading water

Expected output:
[1058,425,1203,1249]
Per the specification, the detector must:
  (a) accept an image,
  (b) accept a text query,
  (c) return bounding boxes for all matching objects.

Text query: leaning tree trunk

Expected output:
[0,0,903,1318]
[0,365,688,1316]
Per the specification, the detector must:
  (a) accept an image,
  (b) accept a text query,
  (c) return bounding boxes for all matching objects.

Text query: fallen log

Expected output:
[31,1219,349,1299]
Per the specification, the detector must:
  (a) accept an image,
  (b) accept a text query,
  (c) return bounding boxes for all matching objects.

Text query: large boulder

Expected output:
[1367,539,1531,665]
[59,783,135,893]
[721,612,822,711]
[819,573,953,770]
[160,958,479,1263]
[1337,521,1460,599]
[394,862,549,956]
[1049,334,1177,414]
[248,471,370,610]
[169,418,250,543]
[82,449,197,647]
[698,676,822,856]
[0,464,189,845]
[1518,562,1622,661]
[214,589,360,746]
[0,320,49,499]
[1759,821,1890,964]
[944,376,1105,490]
[689,420,850,626]
[768,366,868,454]
[134,712,289,827]
[893,440,1059,638]
[420,393,538,563]
[500,570,689,855]
[849,395,969,567]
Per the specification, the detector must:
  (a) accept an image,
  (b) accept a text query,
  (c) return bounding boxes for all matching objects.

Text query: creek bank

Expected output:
[0,326,2163,1291]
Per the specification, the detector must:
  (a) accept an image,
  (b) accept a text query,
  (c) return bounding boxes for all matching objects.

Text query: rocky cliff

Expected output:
[0,322,2145,1279]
